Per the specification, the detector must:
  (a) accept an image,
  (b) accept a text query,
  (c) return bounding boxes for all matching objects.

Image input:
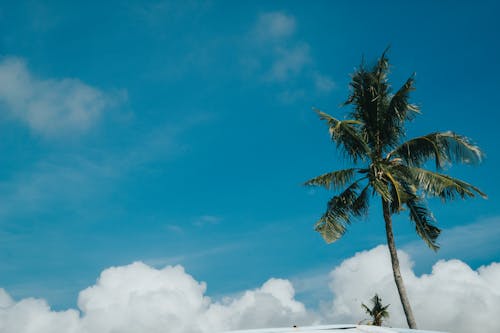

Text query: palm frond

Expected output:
[315,180,368,243]
[406,198,441,251]
[380,74,420,148]
[379,163,418,213]
[315,110,370,162]
[388,131,484,168]
[352,184,370,216]
[361,303,374,317]
[304,168,362,190]
[368,164,394,203]
[411,167,487,200]
[370,177,392,203]
[344,52,391,152]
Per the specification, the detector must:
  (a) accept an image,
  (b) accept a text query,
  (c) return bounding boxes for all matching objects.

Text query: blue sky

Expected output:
[0,0,498,311]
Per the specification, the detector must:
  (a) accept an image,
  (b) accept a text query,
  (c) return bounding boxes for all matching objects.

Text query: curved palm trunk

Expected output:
[382,199,417,329]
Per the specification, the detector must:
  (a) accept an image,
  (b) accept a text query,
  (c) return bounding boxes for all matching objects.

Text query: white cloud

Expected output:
[325,245,500,333]
[0,247,498,333]
[0,289,80,333]
[254,12,296,41]
[268,44,311,82]
[403,217,500,266]
[0,57,124,137]
[314,72,335,93]
[248,12,333,96]
[0,263,316,333]
[277,89,306,104]
[193,215,222,227]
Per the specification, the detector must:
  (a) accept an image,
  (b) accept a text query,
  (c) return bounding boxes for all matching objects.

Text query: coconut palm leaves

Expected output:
[306,51,485,250]
[361,294,390,326]
[388,131,484,169]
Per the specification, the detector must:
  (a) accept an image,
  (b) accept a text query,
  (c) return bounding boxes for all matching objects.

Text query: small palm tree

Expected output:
[362,294,390,326]
[305,50,486,329]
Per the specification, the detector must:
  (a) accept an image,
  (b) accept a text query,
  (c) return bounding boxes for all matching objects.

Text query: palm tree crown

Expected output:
[306,50,485,251]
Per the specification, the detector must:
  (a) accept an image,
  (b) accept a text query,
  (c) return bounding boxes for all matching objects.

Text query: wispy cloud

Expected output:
[267,43,311,82]
[254,12,296,41]
[313,72,336,93]
[143,242,244,268]
[193,215,222,227]
[0,57,125,137]
[403,216,500,265]
[0,114,209,220]
[246,12,335,99]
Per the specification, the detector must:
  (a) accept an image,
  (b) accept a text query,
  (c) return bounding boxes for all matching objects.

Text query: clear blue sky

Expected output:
[0,0,498,310]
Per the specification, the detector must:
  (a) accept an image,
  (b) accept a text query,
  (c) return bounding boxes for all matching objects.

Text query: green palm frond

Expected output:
[304,168,362,190]
[411,167,487,200]
[387,75,420,121]
[379,163,418,213]
[381,75,420,148]
[362,294,390,326]
[368,163,394,203]
[315,110,370,162]
[352,184,370,216]
[345,54,390,152]
[315,180,368,243]
[406,198,441,251]
[388,131,484,168]
[370,177,392,203]
[361,303,374,317]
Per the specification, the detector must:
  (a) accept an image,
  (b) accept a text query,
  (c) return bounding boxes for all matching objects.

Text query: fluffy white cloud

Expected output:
[325,245,500,333]
[0,262,315,333]
[205,278,315,331]
[0,57,124,137]
[0,289,80,333]
[0,248,498,333]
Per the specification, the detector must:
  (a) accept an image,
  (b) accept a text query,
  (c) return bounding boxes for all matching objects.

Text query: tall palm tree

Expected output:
[305,50,486,329]
[361,294,390,326]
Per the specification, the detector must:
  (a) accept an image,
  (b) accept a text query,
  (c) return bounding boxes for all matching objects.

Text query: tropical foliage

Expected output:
[361,294,390,326]
[305,50,485,328]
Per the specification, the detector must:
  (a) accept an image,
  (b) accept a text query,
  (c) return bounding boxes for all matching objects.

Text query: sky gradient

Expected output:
[0,0,499,312]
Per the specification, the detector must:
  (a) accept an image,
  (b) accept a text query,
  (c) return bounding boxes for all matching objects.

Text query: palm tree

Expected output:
[361,294,390,326]
[305,50,486,329]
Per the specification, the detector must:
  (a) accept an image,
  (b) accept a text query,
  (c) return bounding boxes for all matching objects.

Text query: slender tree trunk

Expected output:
[382,199,417,329]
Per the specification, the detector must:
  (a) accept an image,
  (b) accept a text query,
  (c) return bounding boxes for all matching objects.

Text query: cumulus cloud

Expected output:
[0,57,124,137]
[0,263,315,333]
[325,245,500,333]
[0,247,498,333]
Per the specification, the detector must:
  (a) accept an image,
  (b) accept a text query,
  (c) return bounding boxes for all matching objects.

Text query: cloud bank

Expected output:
[0,57,124,137]
[0,246,498,333]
